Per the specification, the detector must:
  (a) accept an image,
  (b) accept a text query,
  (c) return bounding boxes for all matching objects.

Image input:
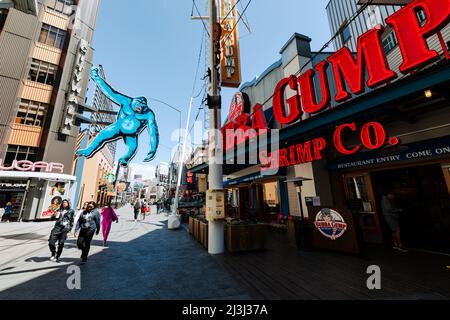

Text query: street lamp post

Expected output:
[147,99,186,223]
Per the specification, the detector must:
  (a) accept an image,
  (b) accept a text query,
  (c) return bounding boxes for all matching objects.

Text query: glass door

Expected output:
[343,173,383,243]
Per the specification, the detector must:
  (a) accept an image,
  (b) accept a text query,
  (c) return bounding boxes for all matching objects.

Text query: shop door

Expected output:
[238,187,251,220]
[343,173,383,243]
[371,165,450,254]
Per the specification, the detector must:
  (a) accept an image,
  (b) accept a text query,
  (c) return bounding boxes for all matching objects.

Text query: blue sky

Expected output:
[91,0,331,178]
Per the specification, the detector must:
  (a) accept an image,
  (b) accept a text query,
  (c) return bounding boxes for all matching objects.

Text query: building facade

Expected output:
[191,0,450,254]
[0,0,100,220]
[73,130,114,209]
[72,64,117,209]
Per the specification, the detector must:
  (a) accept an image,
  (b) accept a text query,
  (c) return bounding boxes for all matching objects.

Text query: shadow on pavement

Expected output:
[0,219,251,300]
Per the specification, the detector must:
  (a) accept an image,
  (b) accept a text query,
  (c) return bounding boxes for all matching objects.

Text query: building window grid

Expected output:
[46,0,75,16]
[38,23,67,49]
[28,58,58,86]
[5,145,38,165]
[16,99,48,127]
[383,31,398,54]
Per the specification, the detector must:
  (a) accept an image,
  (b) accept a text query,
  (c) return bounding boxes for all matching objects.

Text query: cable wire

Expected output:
[221,0,241,23]
[241,0,374,120]
[192,0,210,37]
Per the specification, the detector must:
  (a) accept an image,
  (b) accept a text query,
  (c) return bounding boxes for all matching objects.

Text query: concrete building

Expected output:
[72,65,116,209]
[0,0,100,220]
[73,130,114,209]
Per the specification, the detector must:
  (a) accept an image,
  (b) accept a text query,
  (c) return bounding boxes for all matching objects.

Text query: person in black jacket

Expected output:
[75,201,101,263]
[48,199,75,262]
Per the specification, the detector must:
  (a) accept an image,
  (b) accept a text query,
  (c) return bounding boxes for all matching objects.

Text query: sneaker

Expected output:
[397,247,409,253]
[55,258,60,263]
[50,256,56,262]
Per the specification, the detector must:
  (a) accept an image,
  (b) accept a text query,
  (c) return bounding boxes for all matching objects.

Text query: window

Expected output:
[383,32,398,54]
[38,23,67,49]
[416,9,427,26]
[28,59,58,86]
[47,0,75,16]
[262,182,280,215]
[341,25,352,45]
[0,9,8,30]
[4,145,38,166]
[16,99,48,127]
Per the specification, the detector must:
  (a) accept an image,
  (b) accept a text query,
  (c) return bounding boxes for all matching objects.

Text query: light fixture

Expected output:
[424,90,433,98]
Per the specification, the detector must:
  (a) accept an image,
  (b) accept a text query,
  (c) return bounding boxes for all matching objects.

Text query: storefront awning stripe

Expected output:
[0,171,76,181]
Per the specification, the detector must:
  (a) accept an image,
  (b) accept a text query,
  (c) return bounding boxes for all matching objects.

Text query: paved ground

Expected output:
[214,230,450,300]
[1,206,449,300]
[0,205,250,300]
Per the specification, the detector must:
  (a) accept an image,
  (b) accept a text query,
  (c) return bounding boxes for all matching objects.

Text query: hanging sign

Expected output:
[220,0,242,88]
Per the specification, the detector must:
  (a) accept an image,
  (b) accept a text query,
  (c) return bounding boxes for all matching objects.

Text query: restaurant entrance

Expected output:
[371,164,450,254]
[344,164,450,254]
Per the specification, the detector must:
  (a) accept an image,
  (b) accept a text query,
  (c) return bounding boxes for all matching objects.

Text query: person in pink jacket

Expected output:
[100,203,119,247]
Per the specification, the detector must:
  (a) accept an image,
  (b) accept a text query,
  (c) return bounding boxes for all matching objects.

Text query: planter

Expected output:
[189,216,194,235]
[199,222,208,248]
[193,218,200,240]
[288,218,312,249]
[226,223,266,253]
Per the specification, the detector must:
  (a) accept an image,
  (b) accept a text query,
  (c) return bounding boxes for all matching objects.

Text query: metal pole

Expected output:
[172,97,194,217]
[18,179,31,222]
[208,0,225,254]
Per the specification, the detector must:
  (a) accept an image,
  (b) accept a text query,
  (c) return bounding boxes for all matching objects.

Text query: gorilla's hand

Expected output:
[90,66,100,79]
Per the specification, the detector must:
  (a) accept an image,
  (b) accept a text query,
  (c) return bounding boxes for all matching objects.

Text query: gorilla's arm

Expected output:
[90,67,132,106]
[144,109,159,162]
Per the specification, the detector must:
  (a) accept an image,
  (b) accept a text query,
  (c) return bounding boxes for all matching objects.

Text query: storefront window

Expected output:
[262,182,280,215]
[346,176,373,213]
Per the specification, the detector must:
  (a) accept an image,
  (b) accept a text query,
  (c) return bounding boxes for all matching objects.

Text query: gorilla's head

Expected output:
[131,97,148,113]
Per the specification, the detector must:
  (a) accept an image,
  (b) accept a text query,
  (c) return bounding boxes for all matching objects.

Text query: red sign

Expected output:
[260,121,399,173]
[221,0,449,171]
[0,160,64,173]
[272,0,450,125]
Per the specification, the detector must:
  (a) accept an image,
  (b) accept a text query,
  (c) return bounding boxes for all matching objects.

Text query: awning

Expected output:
[0,171,76,181]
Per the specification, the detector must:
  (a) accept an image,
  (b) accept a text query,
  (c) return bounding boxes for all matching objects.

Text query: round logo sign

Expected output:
[105,173,116,184]
[314,208,348,241]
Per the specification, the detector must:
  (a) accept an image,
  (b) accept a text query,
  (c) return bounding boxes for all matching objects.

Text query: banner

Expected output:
[41,181,67,218]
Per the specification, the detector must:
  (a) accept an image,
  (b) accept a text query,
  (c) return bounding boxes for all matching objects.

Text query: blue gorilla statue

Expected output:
[76,66,159,167]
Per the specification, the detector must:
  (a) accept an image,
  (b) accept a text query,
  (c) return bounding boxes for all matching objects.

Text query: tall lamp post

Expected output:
[286,177,313,249]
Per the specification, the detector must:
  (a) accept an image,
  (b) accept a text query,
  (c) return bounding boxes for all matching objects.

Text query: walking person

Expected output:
[381,190,408,253]
[48,199,75,262]
[141,200,147,221]
[1,202,13,223]
[75,201,101,263]
[101,202,119,247]
[133,200,140,222]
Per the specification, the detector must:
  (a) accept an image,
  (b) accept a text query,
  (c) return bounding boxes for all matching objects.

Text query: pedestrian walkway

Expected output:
[0,205,250,300]
[212,229,450,300]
